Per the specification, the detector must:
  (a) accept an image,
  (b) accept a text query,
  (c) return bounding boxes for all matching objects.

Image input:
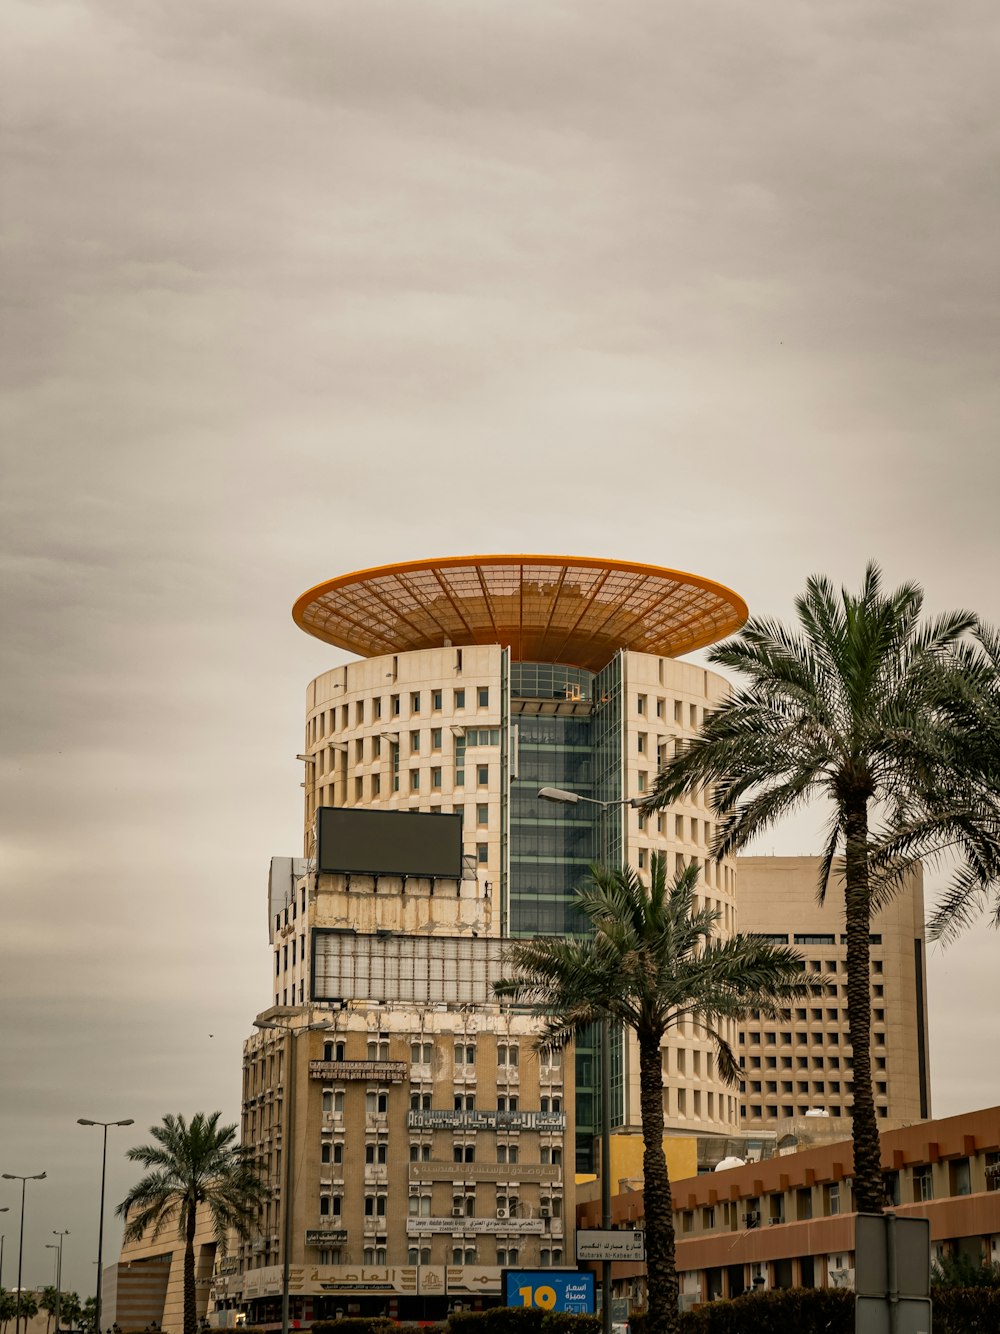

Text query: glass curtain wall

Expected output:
[505,657,626,1169]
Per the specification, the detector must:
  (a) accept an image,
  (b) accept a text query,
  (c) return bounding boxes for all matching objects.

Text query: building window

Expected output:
[391,694,400,716]
[431,767,442,789]
[455,1043,476,1066]
[365,1143,388,1165]
[637,694,646,714]
[477,843,488,864]
[364,1194,388,1217]
[477,764,489,786]
[431,727,443,750]
[455,688,466,710]
[497,1044,518,1067]
[478,686,489,708]
[432,690,443,711]
[411,692,421,714]
[366,1089,388,1116]
[913,1165,934,1202]
[477,803,489,825]
[410,770,420,792]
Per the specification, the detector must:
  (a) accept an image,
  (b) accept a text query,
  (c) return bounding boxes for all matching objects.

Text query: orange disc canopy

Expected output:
[293,555,747,672]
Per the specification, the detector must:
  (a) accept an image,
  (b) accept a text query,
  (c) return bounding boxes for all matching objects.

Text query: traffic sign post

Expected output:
[854,1213,932,1334]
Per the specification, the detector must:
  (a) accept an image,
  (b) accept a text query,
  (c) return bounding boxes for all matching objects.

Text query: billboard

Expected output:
[502,1270,595,1313]
[312,931,506,1005]
[316,807,463,879]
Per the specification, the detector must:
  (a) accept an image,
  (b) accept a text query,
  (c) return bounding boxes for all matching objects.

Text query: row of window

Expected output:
[311,686,492,743]
[320,1089,561,1116]
[328,1246,563,1267]
[743,1054,887,1072]
[635,695,709,729]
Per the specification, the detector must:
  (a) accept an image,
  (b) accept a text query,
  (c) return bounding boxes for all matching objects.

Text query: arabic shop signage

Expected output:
[407,1110,566,1130]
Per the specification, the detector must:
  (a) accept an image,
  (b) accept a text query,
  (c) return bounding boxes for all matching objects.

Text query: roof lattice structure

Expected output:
[293,555,747,672]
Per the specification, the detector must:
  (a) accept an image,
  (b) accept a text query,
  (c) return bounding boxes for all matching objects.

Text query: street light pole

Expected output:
[77,1118,134,1334]
[1,1173,46,1334]
[51,1231,69,1334]
[254,1016,329,1334]
[0,1207,9,1290]
[537,784,641,1334]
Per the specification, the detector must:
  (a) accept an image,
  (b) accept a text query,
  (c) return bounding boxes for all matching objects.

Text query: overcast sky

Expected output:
[3,0,999,1300]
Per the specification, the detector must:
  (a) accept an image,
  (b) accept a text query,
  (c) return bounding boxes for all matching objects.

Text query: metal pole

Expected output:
[78,1119,132,1334]
[886,1211,899,1334]
[0,1232,4,1291]
[281,1030,295,1334]
[1,1176,45,1334]
[600,1018,613,1334]
[95,1123,108,1334]
[53,1231,68,1334]
[15,1179,26,1334]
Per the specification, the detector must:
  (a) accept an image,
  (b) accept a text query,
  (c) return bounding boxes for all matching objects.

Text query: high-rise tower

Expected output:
[288,555,748,1160]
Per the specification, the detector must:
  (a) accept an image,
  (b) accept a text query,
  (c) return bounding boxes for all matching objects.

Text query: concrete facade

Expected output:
[736,857,931,1129]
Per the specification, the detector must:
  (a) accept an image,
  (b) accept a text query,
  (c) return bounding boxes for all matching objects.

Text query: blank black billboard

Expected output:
[316,807,463,879]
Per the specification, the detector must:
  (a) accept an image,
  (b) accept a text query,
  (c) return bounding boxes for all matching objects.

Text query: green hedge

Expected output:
[632,1290,854,1333]
[931,1285,1000,1333]
[450,1313,598,1334]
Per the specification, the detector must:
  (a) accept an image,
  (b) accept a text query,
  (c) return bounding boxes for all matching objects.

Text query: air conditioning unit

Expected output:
[409,1186,419,1196]
[496,1208,508,1219]
[539,1208,550,1219]
[452,1207,464,1217]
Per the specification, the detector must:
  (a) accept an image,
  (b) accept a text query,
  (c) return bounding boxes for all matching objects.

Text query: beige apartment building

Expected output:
[736,857,931,1129]
[286,556,750,1153]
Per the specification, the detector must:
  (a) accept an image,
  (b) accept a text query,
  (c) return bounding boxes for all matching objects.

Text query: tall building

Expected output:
[228,555,751,1322]
[289,555,750,1155]
[735,857,931,1129]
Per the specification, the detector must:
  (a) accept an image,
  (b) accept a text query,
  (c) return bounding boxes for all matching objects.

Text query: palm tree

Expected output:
[648,563,1000,1214]
[116,1113,265,1334]
[16,1292,38,1327]
[39,1287,58,1334]
[925,622,1000,942]
[494,856,809,1334]
[56,1293,81,1333]
[0,1290,17,1334]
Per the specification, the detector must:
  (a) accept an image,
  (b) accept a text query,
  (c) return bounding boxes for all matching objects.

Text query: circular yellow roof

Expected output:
[293,555,747,671]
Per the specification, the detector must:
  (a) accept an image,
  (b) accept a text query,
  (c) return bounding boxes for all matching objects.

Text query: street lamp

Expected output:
[50,1231,69,1332]
[0,1207,9,1290]
[537,786,642,810]
[77,1119,133,1334]
[1,1172,46,1334]
[253,1016,330,1334]
[537,785,642,1334]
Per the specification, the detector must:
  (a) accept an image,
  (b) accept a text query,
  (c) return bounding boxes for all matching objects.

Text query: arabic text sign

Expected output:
[575,1230,646,1262]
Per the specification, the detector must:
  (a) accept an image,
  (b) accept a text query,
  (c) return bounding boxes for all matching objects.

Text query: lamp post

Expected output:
[253,1015,330,1334]
[537,785,642,1334]
[0,1206,9,1290]
[50,1231,69,1333]
[77,1119,133,1334]
[2,1172,46,1334]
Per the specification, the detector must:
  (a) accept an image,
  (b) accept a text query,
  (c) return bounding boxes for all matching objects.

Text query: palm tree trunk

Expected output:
[638,1031,678,1334]
[843,795,884,1215]
[183,1203,198,1334]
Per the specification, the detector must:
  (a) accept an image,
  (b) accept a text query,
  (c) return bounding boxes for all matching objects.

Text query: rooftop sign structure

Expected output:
[293,555,747,671]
